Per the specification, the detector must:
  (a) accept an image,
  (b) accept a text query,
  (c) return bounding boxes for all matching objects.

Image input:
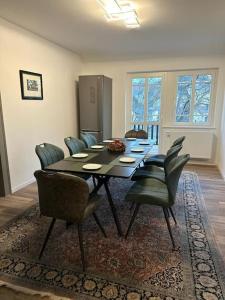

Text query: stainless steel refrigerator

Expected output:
[78,75,112,142]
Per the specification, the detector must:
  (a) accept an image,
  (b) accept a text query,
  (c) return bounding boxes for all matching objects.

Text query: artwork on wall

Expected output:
[19,70,43,100]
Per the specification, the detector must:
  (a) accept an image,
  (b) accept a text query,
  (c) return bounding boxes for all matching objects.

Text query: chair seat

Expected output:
[144,154,166,167]
[125,178,169,207]
[132,165,165,182]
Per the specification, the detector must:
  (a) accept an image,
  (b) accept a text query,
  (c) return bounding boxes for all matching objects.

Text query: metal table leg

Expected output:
[103,179,123,236]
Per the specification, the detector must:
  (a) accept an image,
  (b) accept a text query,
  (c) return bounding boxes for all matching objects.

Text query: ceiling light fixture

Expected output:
[97,0,140,28]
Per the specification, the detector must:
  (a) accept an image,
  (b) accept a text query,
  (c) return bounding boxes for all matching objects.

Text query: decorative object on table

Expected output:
[19,70,43,100]
[72,153,89,159]
[107,139,126,153]
[119,157,136,163]
[82,163,102,170]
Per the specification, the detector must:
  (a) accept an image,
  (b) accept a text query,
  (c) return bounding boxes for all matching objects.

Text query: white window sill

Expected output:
[162,125,216,130]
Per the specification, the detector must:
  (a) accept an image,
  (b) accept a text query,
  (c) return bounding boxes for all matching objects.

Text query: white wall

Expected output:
[82,56,225,164]
[0,18,82,192]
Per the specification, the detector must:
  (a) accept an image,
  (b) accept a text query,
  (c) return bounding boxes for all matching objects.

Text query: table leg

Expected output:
[103,179,123,236]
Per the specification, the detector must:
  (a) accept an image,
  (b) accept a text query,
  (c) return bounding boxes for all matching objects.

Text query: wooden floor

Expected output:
[0,165,225,260]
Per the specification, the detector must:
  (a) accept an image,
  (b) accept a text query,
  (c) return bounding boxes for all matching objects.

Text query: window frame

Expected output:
[173,69,217,127]
[126,72,165,131]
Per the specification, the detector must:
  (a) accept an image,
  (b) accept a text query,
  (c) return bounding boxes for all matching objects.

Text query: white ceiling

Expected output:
[0,0,225,62]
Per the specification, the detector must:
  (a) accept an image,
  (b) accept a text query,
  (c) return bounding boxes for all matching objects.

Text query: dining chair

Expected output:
[35,143,90,180]
[35,143,64,169]
[34,170,106,271]
[125,129,148,139]
[132,145,182,182]
[136,130,148,139]
[64,137,85,156]
[144,136,185,167]
[80,133,97,148]
[171,136,186,147]
[125,154,190,250]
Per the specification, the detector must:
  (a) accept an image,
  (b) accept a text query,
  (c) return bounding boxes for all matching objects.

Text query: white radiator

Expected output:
[162,130,214,159]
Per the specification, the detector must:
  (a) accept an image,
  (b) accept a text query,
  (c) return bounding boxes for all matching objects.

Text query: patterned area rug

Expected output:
[0,172,225,300]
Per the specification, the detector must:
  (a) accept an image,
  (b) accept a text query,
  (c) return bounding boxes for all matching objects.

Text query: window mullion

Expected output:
[190,74,196,124]
[144,78,148,131]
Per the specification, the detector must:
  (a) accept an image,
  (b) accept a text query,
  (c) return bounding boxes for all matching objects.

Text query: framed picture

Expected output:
[19,70,43,100]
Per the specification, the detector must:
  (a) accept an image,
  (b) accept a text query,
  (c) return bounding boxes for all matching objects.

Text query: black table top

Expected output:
[45,138,153,179]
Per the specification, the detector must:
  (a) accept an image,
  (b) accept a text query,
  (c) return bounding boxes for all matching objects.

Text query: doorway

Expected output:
[127,73,164,154]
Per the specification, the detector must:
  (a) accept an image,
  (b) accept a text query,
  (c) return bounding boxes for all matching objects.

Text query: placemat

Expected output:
[109,154,144,167]
[64,152,99,163]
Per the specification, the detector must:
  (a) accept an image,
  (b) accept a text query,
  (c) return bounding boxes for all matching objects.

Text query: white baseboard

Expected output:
[12,177,35,193]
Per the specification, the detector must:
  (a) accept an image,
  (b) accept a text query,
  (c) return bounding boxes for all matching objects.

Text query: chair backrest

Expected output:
[64,137,85,156]
[166,154,190,205]
[34,170,89,223]
[171,136,186,147]
[125,130,137,138]
[80,133,97,148]
[35,143,64,169]
[125,129,148,139]
[136,130,148,139]
[164,145,183,175]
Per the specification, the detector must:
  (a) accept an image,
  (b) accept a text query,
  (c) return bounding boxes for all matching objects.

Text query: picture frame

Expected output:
[19,70,43,100]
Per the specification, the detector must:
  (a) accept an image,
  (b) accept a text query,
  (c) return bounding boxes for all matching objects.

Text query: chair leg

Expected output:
[93,213,107,238]
[92,176,97,188]
[125,203,140,239]
[77,224,86,272]
[129,201,135,211]
[169,207,177,225]
[163,208,176,250]
[39,218,55,259]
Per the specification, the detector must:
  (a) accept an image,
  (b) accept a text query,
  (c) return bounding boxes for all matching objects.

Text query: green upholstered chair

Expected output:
[125,129,148,139]
[144,136,185,167]
[35,142,90,180]
[35,143,64,170]
[125,129,136,138]
[80,133,97,148]
[172,136,186,147]
[132,145,182,183]
[136,130,148,139]
[64,137,85,156]
[125,154,190,249]
[34,170,106,271]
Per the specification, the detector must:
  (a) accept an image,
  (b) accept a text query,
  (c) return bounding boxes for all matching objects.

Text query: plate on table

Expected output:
[103,140,114,143]
[131,148,144,153]
[72,153,88,158]
[82,163,102,170]
[91,145,104,149]
[126,137,136,140]
[119,157,136,163]
[139,142,150,145]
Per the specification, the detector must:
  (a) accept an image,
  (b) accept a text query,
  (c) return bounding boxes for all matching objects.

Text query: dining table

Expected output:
[45,138,153,236]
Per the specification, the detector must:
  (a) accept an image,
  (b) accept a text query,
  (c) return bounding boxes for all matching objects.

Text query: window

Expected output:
[175,72,214,125]
[131,76,162,124]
